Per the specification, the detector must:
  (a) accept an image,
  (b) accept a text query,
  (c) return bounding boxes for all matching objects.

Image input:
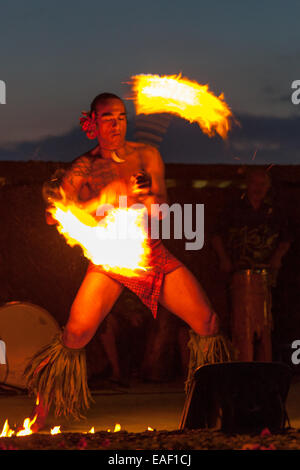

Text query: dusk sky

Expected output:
[0,0,299,163]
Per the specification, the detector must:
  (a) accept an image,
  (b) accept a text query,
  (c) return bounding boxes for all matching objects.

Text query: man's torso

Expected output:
[75,141,146,201]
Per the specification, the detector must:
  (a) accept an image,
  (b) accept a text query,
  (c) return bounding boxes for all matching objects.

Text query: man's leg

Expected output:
[158,266,219,335]
[63,271,124,348]
[27,270,123,429]
[159,265,231,393]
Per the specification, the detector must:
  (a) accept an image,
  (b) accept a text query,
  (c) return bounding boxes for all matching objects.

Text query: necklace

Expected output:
[111,151,125,163]
[99,145,126,163]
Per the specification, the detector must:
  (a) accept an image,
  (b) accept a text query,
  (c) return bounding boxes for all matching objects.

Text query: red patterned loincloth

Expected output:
[86,240,183,318]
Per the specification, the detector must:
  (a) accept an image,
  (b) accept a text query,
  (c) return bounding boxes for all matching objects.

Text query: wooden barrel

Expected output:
[230,269,272,362]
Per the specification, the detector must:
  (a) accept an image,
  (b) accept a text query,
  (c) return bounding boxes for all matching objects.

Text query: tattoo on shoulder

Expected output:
[65,158,91,187]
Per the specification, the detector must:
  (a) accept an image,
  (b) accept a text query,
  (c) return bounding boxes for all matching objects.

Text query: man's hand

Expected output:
[45,207,59,226]
[130,171,152,195]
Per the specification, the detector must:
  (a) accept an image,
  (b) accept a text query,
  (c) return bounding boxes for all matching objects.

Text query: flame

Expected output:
[114,423,121,432]
[50,426,61,435]
[36,394,39,406]
[88,427,95,434]
[107,423,121,433]
[16,414,37,436]
[147,426,154,431]
[0,420,14,438]
[129,73,235,139]
[49,191,150,277]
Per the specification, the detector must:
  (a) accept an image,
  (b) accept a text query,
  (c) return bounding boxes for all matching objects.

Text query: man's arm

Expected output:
[45,156,91,224]
[269,205,292,269]
[60,156,91,203]
[269,241,291,269]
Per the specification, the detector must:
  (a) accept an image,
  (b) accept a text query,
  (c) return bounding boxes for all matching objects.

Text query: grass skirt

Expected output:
[24,334,93,419]
[185,330,233,394]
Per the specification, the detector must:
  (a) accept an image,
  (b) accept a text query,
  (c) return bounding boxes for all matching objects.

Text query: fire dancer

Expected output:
[25,93,231,429]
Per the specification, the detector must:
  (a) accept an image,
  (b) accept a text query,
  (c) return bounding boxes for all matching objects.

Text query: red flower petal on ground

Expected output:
[77,437,88,450]
[101,438,111,448]
[260,428,271,437]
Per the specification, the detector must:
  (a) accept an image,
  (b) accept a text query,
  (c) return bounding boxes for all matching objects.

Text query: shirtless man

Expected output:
[26,93,227,428]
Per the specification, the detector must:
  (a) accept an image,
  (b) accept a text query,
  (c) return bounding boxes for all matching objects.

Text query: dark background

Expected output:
[0,161,299,382]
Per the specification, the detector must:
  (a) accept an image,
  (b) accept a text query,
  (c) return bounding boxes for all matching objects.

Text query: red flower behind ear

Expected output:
[80,111,97,139]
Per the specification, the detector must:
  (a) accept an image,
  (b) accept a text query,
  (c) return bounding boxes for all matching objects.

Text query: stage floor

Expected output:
[0,376,299,434]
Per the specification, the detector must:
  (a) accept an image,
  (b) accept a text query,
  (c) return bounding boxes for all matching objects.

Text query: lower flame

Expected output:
[0,420,14,438]
[107,423,121,433]
[50,426,61,435]
[16,415,37,436]
[49,198,150,277]
[1,416,95,438]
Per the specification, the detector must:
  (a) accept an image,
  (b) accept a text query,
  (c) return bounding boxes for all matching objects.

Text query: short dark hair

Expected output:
[90,93,123,113]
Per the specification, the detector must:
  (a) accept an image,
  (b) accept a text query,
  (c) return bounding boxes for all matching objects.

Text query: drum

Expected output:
[231,269,272,362]
[0,302,60,389]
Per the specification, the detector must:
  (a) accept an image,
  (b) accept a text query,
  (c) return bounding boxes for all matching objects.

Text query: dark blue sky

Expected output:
[0,0,300,163]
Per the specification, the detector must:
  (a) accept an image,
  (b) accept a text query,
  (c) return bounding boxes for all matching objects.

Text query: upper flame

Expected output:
[129,73,236,139]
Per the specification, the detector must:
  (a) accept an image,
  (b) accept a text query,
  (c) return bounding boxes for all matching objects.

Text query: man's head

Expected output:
[246,168,271,205]
[90,93,127,150]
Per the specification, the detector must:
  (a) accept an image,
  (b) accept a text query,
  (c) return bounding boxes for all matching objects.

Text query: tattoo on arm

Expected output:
[65,159,91,186]
[62,158,91,200]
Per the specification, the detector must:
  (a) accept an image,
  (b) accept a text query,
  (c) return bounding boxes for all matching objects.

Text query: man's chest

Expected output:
[80,152,144,198]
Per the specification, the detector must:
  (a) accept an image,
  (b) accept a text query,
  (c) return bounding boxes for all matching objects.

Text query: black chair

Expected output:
[179,362,292,433]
